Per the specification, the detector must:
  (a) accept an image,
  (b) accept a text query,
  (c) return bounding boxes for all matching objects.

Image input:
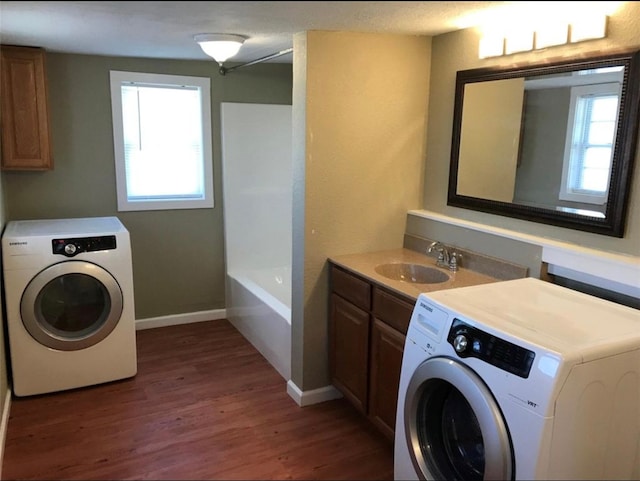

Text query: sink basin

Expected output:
[374,263,450,284]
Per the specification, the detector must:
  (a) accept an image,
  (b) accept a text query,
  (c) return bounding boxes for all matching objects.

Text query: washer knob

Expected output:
[64,243,77,255]
[453,334,468,353]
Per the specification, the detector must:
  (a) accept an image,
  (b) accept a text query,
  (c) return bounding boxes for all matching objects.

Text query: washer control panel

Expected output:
[447,318,535,378]
[52,235,117,257]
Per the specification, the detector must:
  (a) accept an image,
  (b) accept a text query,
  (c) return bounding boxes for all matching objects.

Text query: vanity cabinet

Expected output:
[329,263,414,441]
[329,266,372,413]
[0,45,53,170]
[369,286,413,439]
[369,319,406,439]
[330,293,370,413]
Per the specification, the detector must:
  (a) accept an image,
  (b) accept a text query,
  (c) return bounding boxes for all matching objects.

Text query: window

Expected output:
[110,71,213,211]
[559,81,620,205]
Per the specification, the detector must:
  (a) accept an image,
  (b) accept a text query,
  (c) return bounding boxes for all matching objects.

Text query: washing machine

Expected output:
[394,277,640,481]
[2,216,137,397]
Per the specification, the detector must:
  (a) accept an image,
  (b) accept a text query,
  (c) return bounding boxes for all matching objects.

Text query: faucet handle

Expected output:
[449,252,462,271]
[427,241,441,254]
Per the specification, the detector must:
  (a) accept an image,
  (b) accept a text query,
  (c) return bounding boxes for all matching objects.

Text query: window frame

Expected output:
[109,70,214,212]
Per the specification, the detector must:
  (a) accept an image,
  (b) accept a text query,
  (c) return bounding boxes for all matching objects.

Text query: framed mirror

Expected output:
[448,49,640,237]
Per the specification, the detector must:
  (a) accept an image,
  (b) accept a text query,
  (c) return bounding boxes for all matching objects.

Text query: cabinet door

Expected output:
[329,293,370,413]
[330,265,371,311]
[369,318,406,441]
[372,287,414,334]
[1,46,53,170]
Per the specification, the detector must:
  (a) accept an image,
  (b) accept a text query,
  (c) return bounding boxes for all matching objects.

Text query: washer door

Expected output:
[20,261,124,351]
[404,356,514,481]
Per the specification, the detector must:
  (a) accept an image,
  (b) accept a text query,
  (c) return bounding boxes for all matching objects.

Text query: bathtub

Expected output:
[226,267,291,381]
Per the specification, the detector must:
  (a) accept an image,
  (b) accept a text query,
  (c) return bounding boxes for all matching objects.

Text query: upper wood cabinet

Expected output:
[1,45,53,170]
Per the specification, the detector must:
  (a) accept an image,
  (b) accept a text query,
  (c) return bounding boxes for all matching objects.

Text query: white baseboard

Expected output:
[135,309,227,330]
[0,388,12,480]
[286,380,343,407]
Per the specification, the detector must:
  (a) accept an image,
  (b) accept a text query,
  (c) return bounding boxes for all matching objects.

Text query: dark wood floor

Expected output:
[2,320,393,480]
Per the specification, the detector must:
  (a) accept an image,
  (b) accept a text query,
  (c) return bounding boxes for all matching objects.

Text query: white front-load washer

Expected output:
[2,216,137,397]
[395,277,640,481]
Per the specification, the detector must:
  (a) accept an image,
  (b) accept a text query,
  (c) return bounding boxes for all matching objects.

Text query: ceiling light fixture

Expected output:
[194,33,246,65]
[194,32,293,76]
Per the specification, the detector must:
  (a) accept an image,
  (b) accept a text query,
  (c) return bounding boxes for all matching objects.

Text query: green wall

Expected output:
[2,53,293,320]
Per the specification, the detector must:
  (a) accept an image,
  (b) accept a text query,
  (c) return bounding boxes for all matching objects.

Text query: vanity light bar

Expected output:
[535,22,570,49]
[478,14,607,58]
[479,35,505,58]
[570,14,608,43]
[505,30,534,55]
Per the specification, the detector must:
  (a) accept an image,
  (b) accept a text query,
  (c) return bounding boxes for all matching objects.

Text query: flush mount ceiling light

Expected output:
[195,32,293,76]
[194,33,247,65]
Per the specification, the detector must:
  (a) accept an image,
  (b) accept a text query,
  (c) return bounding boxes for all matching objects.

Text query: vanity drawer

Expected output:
[331,265,371,311]
[372,287,413,334]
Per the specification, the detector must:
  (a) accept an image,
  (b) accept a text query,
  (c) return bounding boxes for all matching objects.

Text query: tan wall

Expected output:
[292,31,431,390]
[422,1,640,255]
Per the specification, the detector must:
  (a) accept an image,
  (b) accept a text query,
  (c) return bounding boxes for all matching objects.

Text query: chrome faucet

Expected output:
[427,241,461,271]
[427,241,450,268]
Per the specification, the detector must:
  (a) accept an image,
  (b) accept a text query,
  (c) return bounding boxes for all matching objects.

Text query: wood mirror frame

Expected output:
[447,49,640,237]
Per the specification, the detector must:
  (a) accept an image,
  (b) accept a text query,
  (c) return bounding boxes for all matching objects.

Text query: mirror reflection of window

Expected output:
[559,81,621,205]
[511,67,623,214]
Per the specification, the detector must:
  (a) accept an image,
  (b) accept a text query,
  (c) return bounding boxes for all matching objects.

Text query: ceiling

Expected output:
[0,1,524,65]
